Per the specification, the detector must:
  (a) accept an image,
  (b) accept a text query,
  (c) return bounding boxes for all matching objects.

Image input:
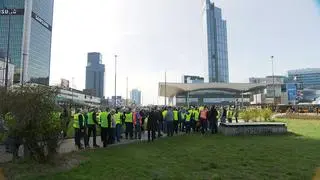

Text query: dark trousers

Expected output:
[163,121,167,133]
[135,124,142,139]
[201,120,208,134]
[185,121,191,134]
[148,129,156,141]
[101,127,108,147]
[235,117,238,123]
[74,128,82,148]
[158,122,163,137]
[108,128,115,144]
[179,120,185,132]
[195,121,200,132]
[87,124,97,146]
[125,122,133,139]
[210,120,218,134]
[173,120,179,134]
[167,121,174,137]
[228,118,232,123]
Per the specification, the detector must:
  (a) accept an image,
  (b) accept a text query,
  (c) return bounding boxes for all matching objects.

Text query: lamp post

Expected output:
[4,7,12,90]
[270,56,275,105]
[164,71,167,106]
[114,55,117,107]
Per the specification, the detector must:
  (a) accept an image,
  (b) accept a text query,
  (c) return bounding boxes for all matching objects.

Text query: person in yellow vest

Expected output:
[193,107,200,132]
[115,108,123,143]
[87,108,100,148]
[124,108,134,140]
[227,106,234,123]
[173,107,179,134]
[188,107,195,132]
[185,108,192,134]
[108,109,116,144]
[73,109,85,149]
[100,108,109,147]
[179,107,186,132]
[162,107,168,134]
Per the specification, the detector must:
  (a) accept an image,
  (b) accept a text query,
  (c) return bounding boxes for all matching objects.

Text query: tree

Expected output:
[0,85,63,162]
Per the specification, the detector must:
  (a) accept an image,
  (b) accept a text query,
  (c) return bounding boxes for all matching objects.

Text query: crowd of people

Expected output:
[72,105,240,149]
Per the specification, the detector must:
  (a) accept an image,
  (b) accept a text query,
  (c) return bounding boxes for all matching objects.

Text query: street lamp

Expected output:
[114,55,117,107]
[270,56,276,105]
[4,7,12,90]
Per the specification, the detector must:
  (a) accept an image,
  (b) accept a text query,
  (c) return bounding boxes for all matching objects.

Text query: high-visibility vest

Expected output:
[73,113,83,128]
[227,110,233,119]
[200,110,208,119]
[217,111,220,118]
[186,113,191,122]
[162,110,167,119]
[100,111,109,128]
[96,112,101,125]
[173,110,179,121]
[180,112,186,120]
[87,112,94,125]
[193,110,199,121]
[115,112,122,124]
[125,112,133,123]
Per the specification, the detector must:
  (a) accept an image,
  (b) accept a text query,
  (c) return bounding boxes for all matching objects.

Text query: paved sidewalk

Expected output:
[1,131,167,163]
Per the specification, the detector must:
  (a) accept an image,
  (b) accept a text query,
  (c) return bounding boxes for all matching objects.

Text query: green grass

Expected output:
[11,119,320,180]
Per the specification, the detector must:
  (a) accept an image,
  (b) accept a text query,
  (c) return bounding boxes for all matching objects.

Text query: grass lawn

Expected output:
[9,119,320,180]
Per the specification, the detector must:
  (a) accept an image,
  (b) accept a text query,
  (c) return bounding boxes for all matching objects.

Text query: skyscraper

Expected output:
[0,0,54,85]
[85,52,105,98]
[202,0,229,83]
[130,89,141,105]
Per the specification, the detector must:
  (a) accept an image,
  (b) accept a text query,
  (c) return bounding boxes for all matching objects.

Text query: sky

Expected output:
[50,0,320,105]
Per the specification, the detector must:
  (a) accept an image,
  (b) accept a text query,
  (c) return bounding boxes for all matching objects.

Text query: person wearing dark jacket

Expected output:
[147,107,157,142]
[208,106,218,134]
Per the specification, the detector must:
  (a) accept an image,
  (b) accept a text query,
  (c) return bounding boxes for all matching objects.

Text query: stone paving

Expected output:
[0,131,166,163]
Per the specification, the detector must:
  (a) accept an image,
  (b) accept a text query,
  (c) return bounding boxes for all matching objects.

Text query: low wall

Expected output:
[219,122,287,136]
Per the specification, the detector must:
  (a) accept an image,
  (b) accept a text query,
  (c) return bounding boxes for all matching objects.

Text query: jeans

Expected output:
[135,124,142,139]
[210,120,218,134]
[173,120,179,134]
[201,120,208,134]
[87,124,97,146]
[185,121,191,134]
[116,124,122,142]
[166,121,174,137]
[125,122,133,139]
[179,120,185,132]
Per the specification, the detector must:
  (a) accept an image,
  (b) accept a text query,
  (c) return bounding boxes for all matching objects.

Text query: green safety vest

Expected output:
[125,112,133,123]
[87,112,94,125]
[186,113,191,122]
[162,110,167,119]
[100,111,109,128]
[227,110,233,119]
[217,111,220,118]
[96,113,101,125]
[115,112,122,124]
[193,110,199,121]
[173,110,179,121]
[180,112,186,120]
[73,113,84,128]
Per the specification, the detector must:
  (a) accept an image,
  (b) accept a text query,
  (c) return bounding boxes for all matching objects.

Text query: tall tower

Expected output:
[203,0,229,83]
[85,52,105,98]
[0,0,54,85]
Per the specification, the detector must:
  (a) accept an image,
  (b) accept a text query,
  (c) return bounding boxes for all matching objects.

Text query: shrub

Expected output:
[251,109,261,122]
[261,108,273,122]
[0,85,63,163]
[242,109,253,122]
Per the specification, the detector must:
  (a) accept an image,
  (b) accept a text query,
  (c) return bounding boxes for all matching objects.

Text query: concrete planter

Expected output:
[219,122,287,136]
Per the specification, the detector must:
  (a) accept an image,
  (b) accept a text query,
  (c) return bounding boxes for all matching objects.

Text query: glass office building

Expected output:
[202,0,229,83]
[85,52,105,98]
[0,0,54,85]
[288,68,320,89]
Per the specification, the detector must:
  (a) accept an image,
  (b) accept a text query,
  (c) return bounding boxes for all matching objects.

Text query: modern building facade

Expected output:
[130,89,142,105]
[288,68,320,89]
[0,56,14,86]
[85,52,105,98]
[182,75,204,84]
[0,0,54,85]
[202,0,229,83]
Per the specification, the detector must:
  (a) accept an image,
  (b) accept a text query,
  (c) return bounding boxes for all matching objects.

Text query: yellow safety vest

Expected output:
[73,113,84,128]
[173,110,179,121]
[115,112,122,124]
[87,112,94,125]
[100,111,109,128]
[125,112,133,123]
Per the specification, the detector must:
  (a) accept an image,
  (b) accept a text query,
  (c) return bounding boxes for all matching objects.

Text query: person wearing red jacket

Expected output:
[133,109,142,140]
[200,106,209,134]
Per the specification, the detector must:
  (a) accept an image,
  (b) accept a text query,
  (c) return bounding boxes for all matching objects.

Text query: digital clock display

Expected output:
[0,8,24,15]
